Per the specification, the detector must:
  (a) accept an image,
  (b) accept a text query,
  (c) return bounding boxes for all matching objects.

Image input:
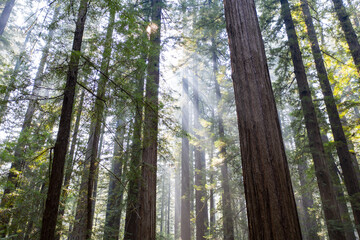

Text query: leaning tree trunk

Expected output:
[222,0,302,238]
[0,7,59,236]
[321,134,357,240]
[40,0,89,239]
[300,1,360,236]
[0,0,15,35]
[181,77,191,240]
[331,0,360,74]
[280,0,346,238]
[70,8,115,240]
[137,0,162,237]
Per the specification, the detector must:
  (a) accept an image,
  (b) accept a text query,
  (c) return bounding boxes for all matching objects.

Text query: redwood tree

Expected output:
[137,0,162,237]
[39,0,89,239]
[181,77,191,240]
[279,0,346,238]
[222,0,302,238]
[300,0,360,236]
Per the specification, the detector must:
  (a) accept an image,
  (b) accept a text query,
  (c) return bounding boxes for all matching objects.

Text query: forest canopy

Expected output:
[0,0,359,239]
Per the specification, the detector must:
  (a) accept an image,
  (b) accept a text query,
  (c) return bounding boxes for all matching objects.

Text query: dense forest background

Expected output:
[0,0,359,239]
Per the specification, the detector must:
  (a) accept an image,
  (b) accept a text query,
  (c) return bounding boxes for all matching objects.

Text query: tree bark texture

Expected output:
[40,0,89,239]
[222,0,302,238]
[280,0,346,238]
[181,77,191,240]
[0,0,15,35]
[301,1,360,235]
[331,0,360,74]
[137,0,161,237]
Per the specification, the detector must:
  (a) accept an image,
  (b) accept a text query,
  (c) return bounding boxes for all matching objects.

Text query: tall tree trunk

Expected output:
[174,160,181,240]
[0,0,15,35]
[123,60,146,240]
[301,1,360,235]
[160,174,166,233]
[137,0,162,237]
[222,0,302,239]
[103,119,125,240]
[55,88,85,240]
[331,0,360,73]
[298,160,320,240]
[212,36,235,240]
[167,173,171,236]
[189,112,195,240]
[40,0,89,239]
[0,7,59,236]
[209,126,215,237]
[280,0,346,238]
[293,127,320,240]
[70,8,115,240]
[181,77,191,240]
[193,62,208,240]
[321,134,357,240]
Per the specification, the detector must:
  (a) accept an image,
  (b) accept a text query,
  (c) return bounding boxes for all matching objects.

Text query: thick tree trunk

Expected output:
[331,0,360,74]
[301,1,360,235]
[223,0,302,239]
[280,0,346,238]
[70,8,115,240]
[0,0,15,35]
[136,0,161,237]
[103,119,125,240]
[40,0,89,239]
[193,64,208,240]
[181,77,191,240]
